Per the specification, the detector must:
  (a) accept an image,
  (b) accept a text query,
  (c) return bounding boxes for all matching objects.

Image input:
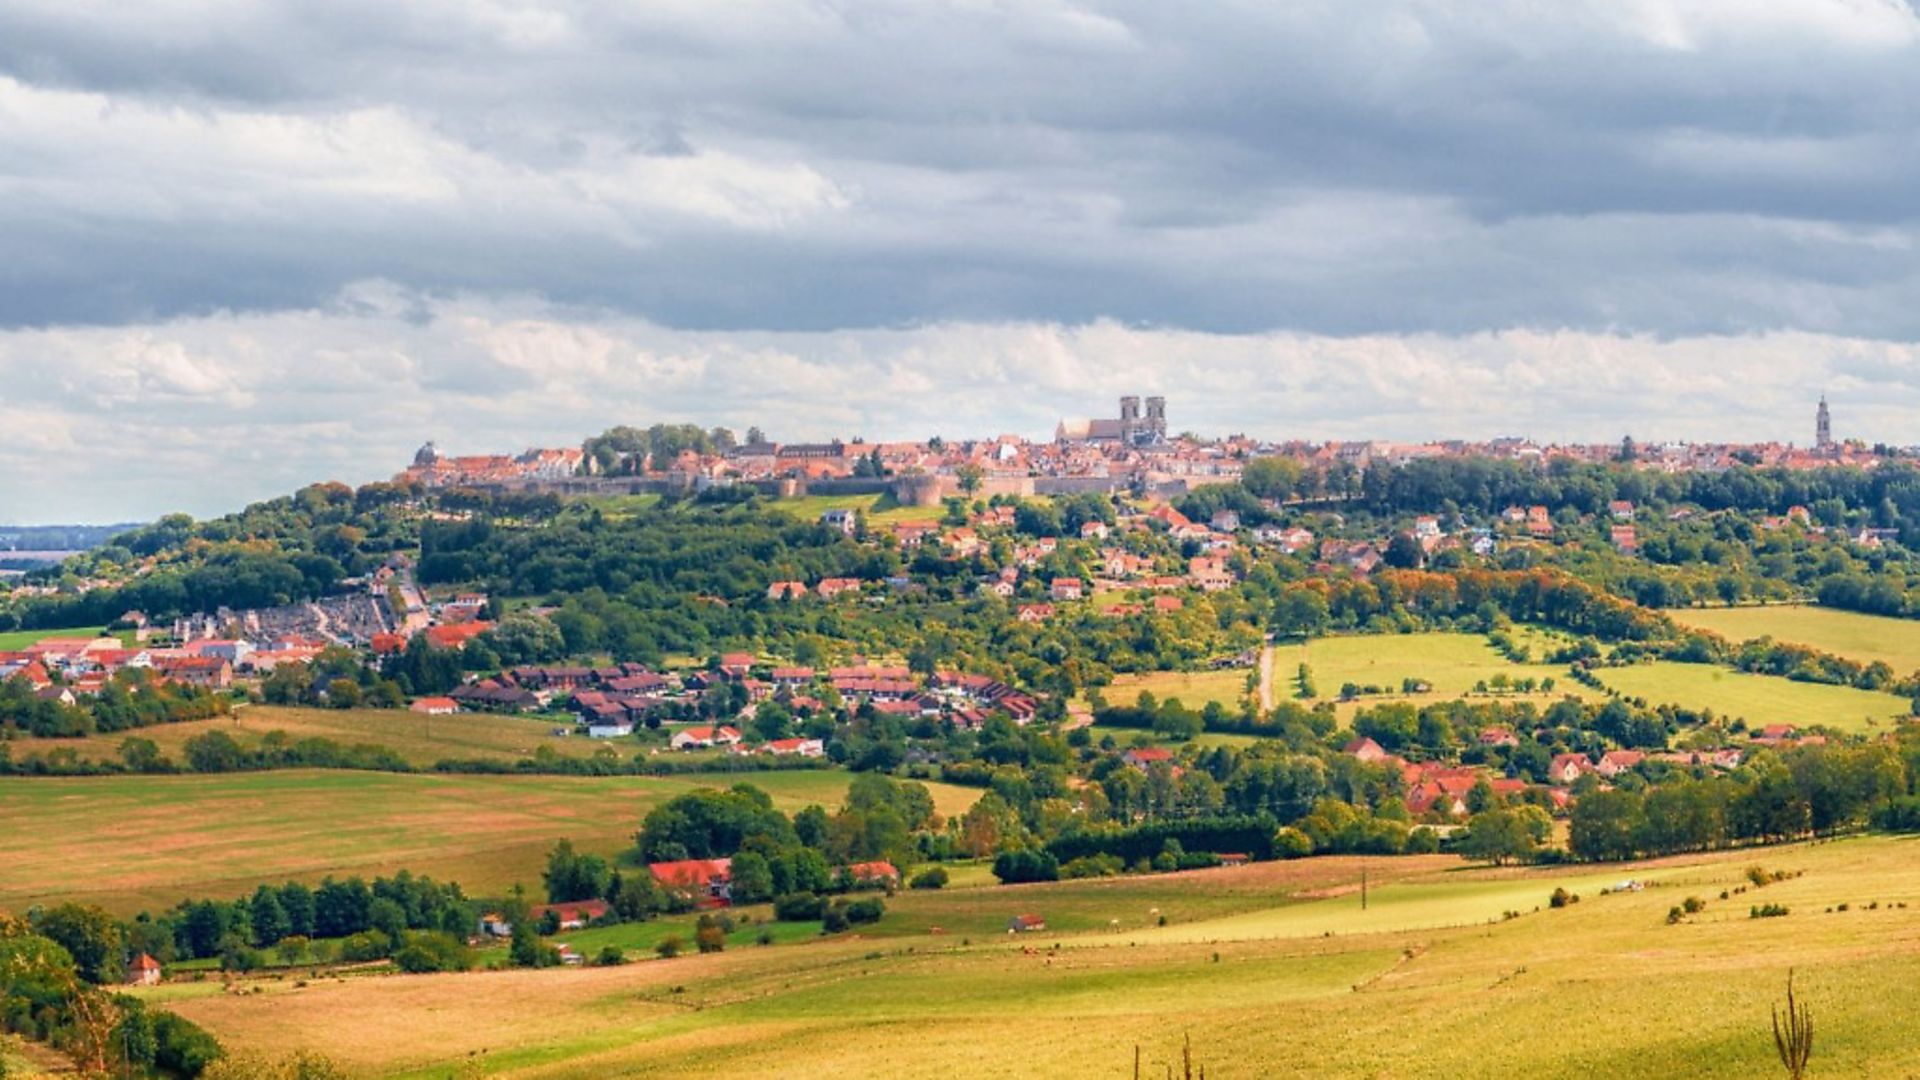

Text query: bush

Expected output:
[992,849,1060,884]
[595,946,626,966]
[1060,853,1124,879]
[822,905,850,934]
[1682,896,1706,914]
[1751,903,1790,919]
[392,932,471,974]
[338,930,392,962]
[844,898,885,925]
[909,867,949,890]
[694,923,726,953]
[773,892,827,921]
[1549,887,1578,909]
[655,936,684,959]
[1273,827,1313,859]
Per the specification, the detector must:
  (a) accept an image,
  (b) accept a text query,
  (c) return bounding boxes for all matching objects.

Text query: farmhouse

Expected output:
[1596,750,1647,778]
[1008,914,1046,933]
[1050,578,1084,601]
[761,737,826,757]
[651,858,734,906]
[409,696,459,716]
[530,900,610,930]
[126,953,162,987]
[1550,753,1595,785]
[1342,736,1389,764]
[1122,747,1175,771]
[671,725,743,750]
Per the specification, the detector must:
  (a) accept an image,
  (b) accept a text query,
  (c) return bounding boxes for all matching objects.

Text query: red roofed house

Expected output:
[650,858,733,906]
[409,696,459,716]
[1343,736,1389,764]
[671,725,744,750]
[845,861,901,887]
[1596,750,1647,778]
[529,899,610,930]
[767,580,808,601]
[1016,604,1055,623]
[1122,747,1175,771]
[1050,578,1084,601]
[127,952,163,986]
[1008,914,1046,933]
[817,578,863,599]
[1550,753,1594,786]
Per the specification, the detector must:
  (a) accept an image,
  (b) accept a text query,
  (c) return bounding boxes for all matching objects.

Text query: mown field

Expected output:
[768,493,948,527]
[144,836,1920,1078]
[1281,632,1584,705]
[1670,604,1920,674]
[0,769,982,916]
[34,705,625,769]
[1092,667,1255,711]
[0,624,123,650]
[1595,661,1912,734]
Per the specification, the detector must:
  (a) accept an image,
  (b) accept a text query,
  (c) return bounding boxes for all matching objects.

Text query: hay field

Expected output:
[1595,662,1912,734]
[1670,604,1920,674]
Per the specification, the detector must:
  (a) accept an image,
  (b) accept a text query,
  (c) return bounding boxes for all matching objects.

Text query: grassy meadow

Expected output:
[0,625,122,650]
[32,705,626,769]
[143,835,1920,1078]
[1092,667,1255,711]
[769,493,946,528]
[1670,604,1920,674]
[1595,661,1912,734]
[0,769,981,915]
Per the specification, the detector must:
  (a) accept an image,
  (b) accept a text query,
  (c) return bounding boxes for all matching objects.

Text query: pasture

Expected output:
[1670,604,1920,675]
[147,836,1920,1078]
[33,705,625,769]
[1092,667,1254,711]
[1595,661,1913,734]
[1281,632,1590,711]
[0,769,981,915]
[768,493,944,527]
[0,625,118,650]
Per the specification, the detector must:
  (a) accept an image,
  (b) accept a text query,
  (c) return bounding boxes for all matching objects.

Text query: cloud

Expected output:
[4,3,1920,518]
[0,288,1910,521]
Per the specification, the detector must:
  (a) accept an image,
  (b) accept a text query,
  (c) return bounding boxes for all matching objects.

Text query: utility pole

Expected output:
[1361,862,1368,911]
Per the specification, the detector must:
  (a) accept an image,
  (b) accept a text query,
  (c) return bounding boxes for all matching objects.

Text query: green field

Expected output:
[1670,604,1920,675]
[33,705,630,769]
[769,493,949,527]
[144,836,1920,1078]
[1282,632,1591,708]
[0,625,118,650]
[0,770,982,915]
[1595,661,1913,734]
[1093,667,1255,711]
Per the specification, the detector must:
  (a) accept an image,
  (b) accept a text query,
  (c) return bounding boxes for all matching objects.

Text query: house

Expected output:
[1610,525,1638,554]
[821,509,858,535]
[767,580,808,601]
[153,656,232,690]
[1209,510,1241,532]
[761,737,826,757]
[1549,753,1594,785]
[817,577,863,599]
[409,696,459,716]
[126,953,162,987]
[1008,914,1046,933]
[1526,505,1554,537]
[478,912,514,937]
[1122,747,1175,771]
[845,861,901,887]
[1343,736,1389,764]
[671,725,744,750]
[1016,604,1055,623]
[530,900,610,930]
[1478,726,1520,748]
[586,714,635,739]
[650,858,734,906]
[1596,750,1647,778]
[554,943,584,966]
[770,666,816,688]
[1609,500,1635,520]
[1412,515,1441,539]
[1080,520,1111,540]
[1050,578,1084,601]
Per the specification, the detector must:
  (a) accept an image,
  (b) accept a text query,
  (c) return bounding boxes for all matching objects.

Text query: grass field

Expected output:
[0,770,982,915]
[1670,604,1920,675]
[0,625,119,650]
[144,836,1920,1078]
[1595,661,1913,734]
[768,493,948,527]
[1092,668,1255,711]
[31,705,630,769]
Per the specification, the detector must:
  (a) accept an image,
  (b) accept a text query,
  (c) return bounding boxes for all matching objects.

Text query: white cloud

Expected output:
[1,289,1913,521]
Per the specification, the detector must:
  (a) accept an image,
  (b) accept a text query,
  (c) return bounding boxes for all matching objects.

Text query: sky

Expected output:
[5,0,1920,521]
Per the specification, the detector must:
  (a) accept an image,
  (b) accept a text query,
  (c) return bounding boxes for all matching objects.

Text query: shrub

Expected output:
[1549,887,1578,909]
[1273,827,1313,859]
[909,867,949,890]
[694,923,726,954]
[1751,904,1790,919]
[1683,896,1706,914]
[773,892,827,921]
[595,946,626,966]
[655,936,684,959]
[992,849,1060,884]
[392,932,471,974]
[1060,853,1124,879]
[844,898,885,925]
[338,930,392,962]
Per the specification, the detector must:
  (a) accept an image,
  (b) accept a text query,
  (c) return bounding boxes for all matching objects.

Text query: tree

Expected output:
[31,903,123,984]
[1458,807,1542,866]
[543,839,612,904]
[956,463,985,496]
[727,851,775,905]
[249,885,290,947]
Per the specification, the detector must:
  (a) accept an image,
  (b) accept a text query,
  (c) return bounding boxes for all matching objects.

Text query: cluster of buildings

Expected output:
[0,632,327,698]
[434,657,1040,745]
